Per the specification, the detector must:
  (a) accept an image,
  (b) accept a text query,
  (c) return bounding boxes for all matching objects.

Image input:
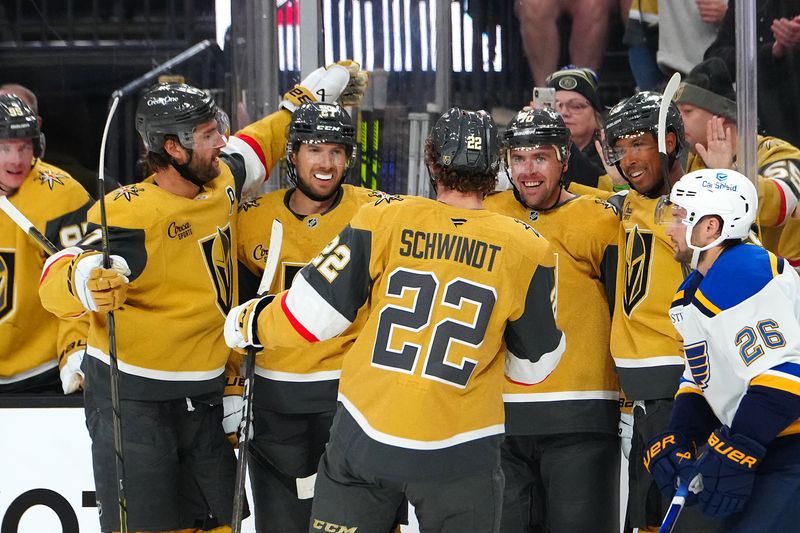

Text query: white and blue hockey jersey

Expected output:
[670,244,800,439]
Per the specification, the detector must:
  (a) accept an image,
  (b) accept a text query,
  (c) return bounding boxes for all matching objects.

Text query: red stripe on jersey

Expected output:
[772,179,788,225]
[235,133,271,179]
[280,291,320,343]
[39,253,77,286]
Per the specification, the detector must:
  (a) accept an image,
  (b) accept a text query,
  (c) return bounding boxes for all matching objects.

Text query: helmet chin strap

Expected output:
[685,224,726,270]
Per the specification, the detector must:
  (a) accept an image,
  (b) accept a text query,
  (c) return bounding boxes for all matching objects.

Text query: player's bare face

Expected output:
[509,146,563,210]
[187,119,226,184]
[677,103,714,154]
[0,138,35,194]
[616,132,663,196]
[664,206,693,262]
[293,143,348,202]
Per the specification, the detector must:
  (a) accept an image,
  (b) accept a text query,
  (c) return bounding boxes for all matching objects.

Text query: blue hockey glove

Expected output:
[644,431,697,499]
[693,426,765,519]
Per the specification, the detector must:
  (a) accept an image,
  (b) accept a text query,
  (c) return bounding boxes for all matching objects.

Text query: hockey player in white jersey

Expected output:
[646,168,800,531]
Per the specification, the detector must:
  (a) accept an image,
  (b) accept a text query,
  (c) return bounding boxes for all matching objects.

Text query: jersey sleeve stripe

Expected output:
[777,419,800,437]
[771,362,800,378]
[280,292,319,343]
[283,273,353,341]
[671,289,685,308]
[694,289,721,317]
[750,373,800,396]
[505,334,565,385]
[769,251,781,277]
[39,246,81,285]
[677,377,703,397]
[233,133,269,177]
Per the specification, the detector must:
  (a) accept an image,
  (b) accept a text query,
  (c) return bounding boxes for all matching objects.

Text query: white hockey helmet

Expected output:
[663,168,758,267]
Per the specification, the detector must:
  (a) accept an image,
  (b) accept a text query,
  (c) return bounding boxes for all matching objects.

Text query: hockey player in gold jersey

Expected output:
[603,92,720,531]
[0,94,91,394]
[675,57,800,267]
[225,107,566,533]
[236,102,382,533]
[484,107,620,533]
[39,61,366,532]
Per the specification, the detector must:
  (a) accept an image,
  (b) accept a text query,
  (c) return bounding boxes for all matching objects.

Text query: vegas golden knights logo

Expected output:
[623,224,653,317]
[199,225,233,317]
[0,252,14,321]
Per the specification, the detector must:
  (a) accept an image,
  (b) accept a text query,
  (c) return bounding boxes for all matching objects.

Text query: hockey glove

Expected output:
[280,60,369,111]
[224,294,275,350]
[222,374,250,447]
[644,431,697,499]
[60,349,84,395]
[693,426,765,519]
[336,59,370,106]
[619,411,633,459]
[70,251,130,313]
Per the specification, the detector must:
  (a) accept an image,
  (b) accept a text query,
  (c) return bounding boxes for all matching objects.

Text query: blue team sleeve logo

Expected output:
[685,341,711,389]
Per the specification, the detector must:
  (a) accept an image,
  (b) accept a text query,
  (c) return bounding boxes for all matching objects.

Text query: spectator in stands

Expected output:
[675,56,800,265]
[657,0,728,76]
[624,0,664,91]
[547,66,607,178]
[515,0,614,86]
[705,1,800,146]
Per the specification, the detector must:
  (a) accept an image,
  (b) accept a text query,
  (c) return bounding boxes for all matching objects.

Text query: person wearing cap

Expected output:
[675,56,800,267]
[541,66,619,192]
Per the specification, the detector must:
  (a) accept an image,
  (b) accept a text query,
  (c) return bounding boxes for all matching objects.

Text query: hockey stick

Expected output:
[659,480,689,533]
[232,218,284,533]
[99,94,128,533]
[0,196,59,255]
[658,72,682,193]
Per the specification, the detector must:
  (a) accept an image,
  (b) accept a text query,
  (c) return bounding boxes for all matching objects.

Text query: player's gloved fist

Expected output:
[281,63,350,111]
[644,431,697,499]
[60,349,84,395]
[336,59,369,106]
[70,251,131,312]
[223,294,275,350]
[619,411,633,459]
[692,426,765,518]
[222,375,251,447]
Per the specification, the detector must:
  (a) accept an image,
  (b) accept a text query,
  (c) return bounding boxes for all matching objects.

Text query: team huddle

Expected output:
[1,57,799,533]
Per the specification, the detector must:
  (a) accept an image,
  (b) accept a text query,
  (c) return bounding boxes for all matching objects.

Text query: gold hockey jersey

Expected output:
[237,184,380,412]
[38,108,289,401]
[687,135,800,262]
[0,160,91,391]
[254,196,565,470]
[610,190,687,401]
[484,191,620,435]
